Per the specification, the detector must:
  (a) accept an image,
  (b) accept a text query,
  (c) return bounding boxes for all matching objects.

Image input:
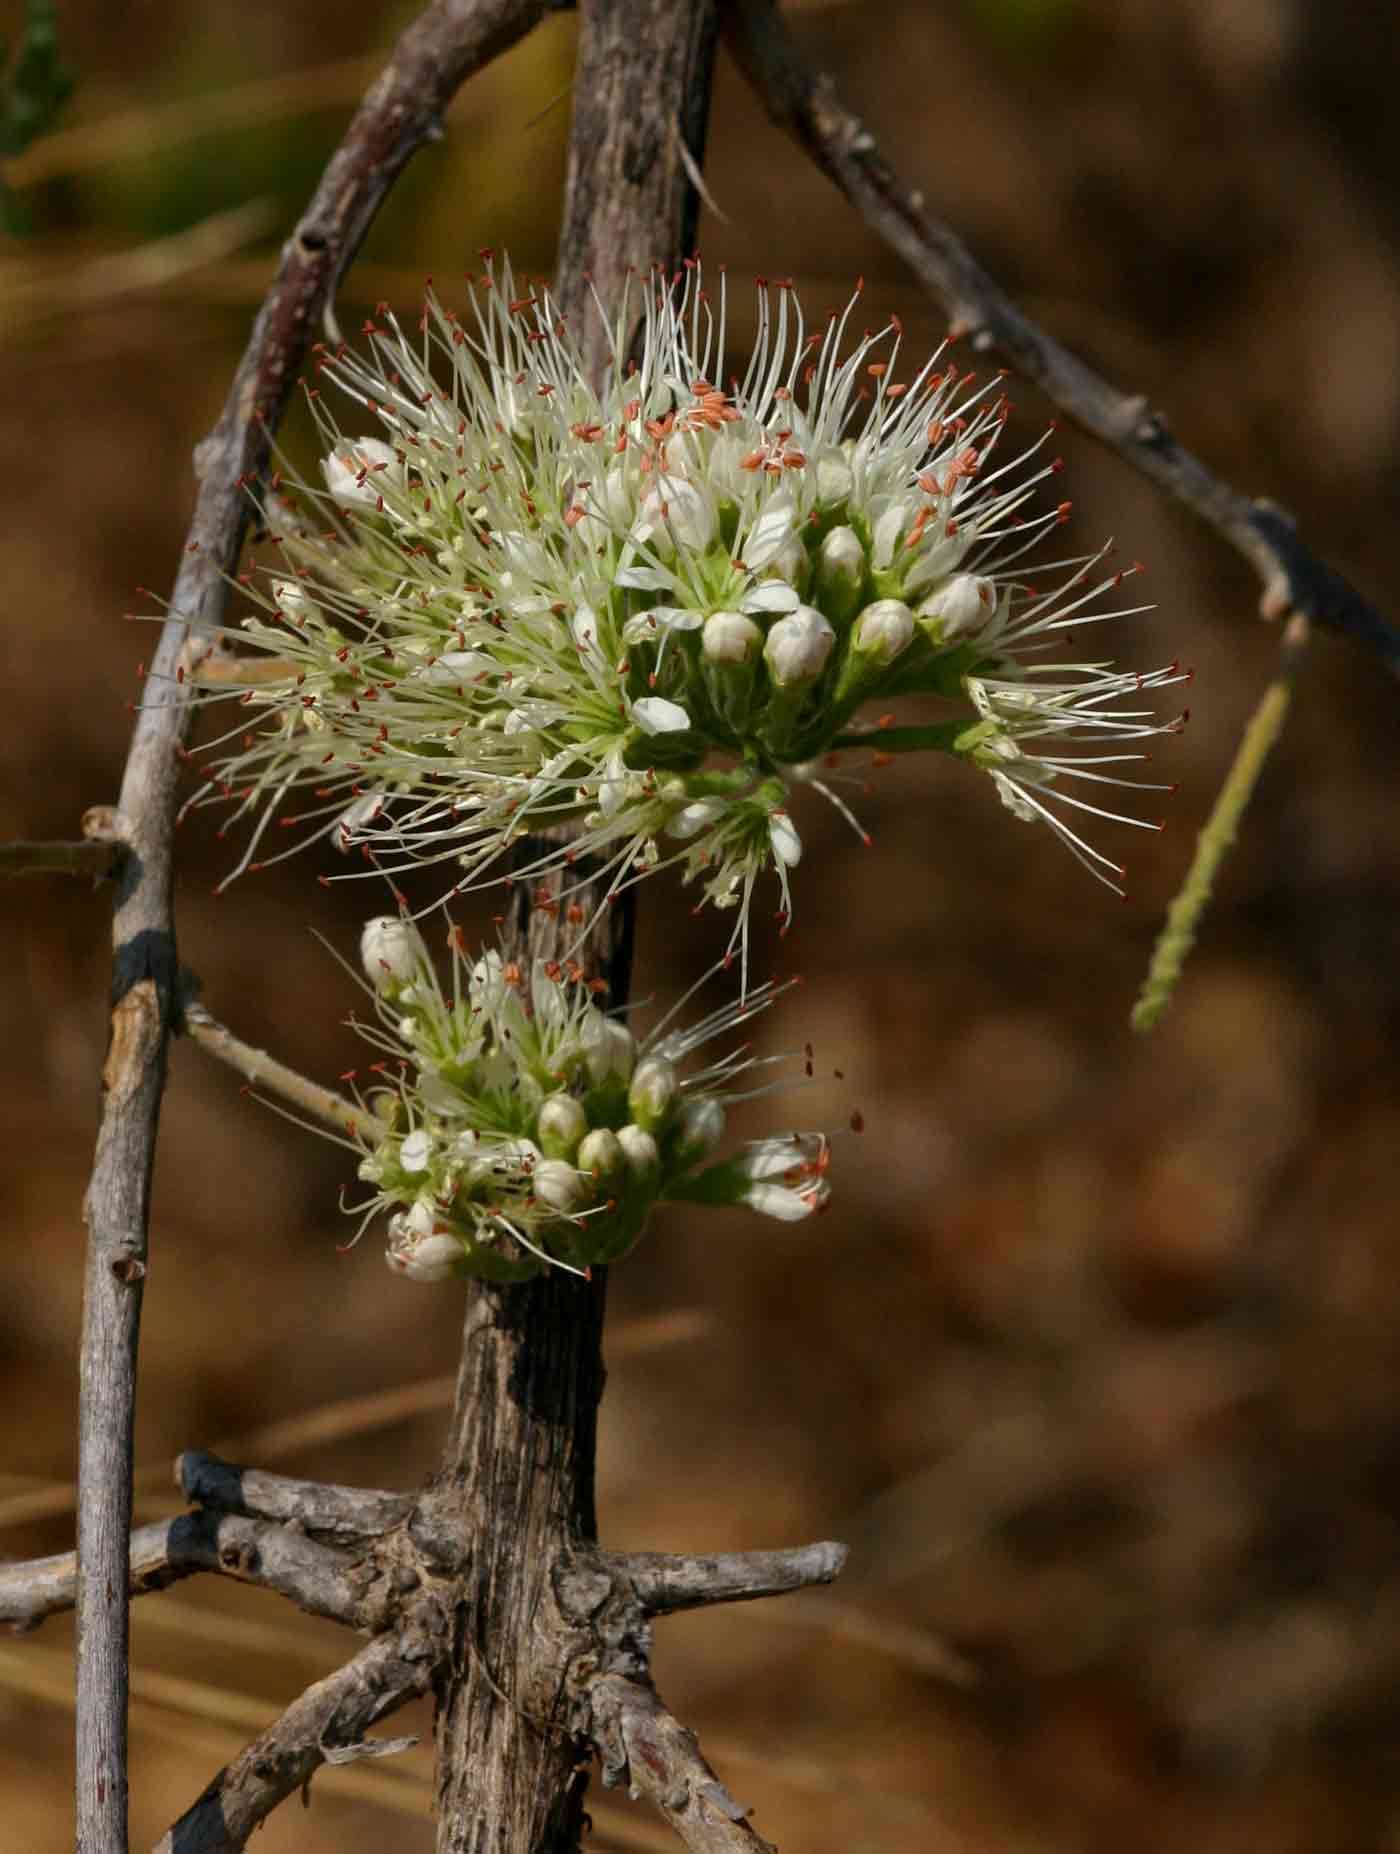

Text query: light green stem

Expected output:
[1132,617,1307,1033]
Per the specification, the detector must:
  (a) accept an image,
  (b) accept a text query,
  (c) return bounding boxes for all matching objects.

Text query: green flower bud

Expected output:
[577,1127,625,1193]
[673,1095,726,1162]
[813,525,866,625]
[916,573,996,643]
[533,1158,585,1214]
[617,1123,661,1179]
[628,1054,679,1131]
[583,1015,636,1085]
[852,598,915,665]
[537,1092,588,1159]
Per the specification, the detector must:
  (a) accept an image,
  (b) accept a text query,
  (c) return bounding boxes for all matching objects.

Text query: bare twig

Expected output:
[177,1450,412,1540]
[591,1675,774,1854]
[0,1510,364,1630]
[724,0,1400,673]
[610,1542,848,1617]
[151,1624,440,1854]
[74,3,549,1849]
[180,1000,387,1142]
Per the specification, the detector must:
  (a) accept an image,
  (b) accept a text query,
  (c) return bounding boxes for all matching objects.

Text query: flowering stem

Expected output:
[829,720,969,755]
[181,1002,388,1143]
[1132,613,1308,1032]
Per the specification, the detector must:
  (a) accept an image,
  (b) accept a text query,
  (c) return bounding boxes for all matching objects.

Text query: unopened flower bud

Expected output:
[674,1096,725,1162]
[361,916,426,990]
[537,1093,588,1159]
[853,598,915,665]
[815,449,853,505]
[702,611,762,665]
[917,573,996,641]
[628,1055,679,1131]
[637,475,715,553]
[533,1158,585,1214]
[764,606,835,688]
[617,1124,660,1178]
[323,437,398,509]
[399,1128,432,1174]
[813,525,866,624]
[577,1128,625,1189]
[761,533,811,595]
[583,1015,636,1085]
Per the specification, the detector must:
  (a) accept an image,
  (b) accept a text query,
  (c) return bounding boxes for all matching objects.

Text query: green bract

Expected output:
[198,259,1187,970]
[349,917,829,1283]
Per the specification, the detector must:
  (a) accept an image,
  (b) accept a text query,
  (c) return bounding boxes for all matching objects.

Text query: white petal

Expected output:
[743,499,797,572]
[632,696,692,735]
[740,581,802,615]
[768,812,803,868]
[743,1182,819,1221]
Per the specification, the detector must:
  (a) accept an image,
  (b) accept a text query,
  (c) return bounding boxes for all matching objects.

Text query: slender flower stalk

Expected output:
[193,258,1187,968]
[341,915,829,1282]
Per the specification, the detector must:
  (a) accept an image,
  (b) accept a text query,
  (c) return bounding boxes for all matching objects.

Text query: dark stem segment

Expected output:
[429,6,719,1848]
[178,1450,413,1540]
[723,0,1400,674]
[73,4,549,1850]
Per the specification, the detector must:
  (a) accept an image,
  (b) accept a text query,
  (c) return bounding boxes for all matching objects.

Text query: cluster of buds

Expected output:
[350,917,830,1282]
[196,259,1186,967]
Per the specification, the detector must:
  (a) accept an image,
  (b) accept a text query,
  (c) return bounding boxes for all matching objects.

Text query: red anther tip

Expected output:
[850,1111,865,1133]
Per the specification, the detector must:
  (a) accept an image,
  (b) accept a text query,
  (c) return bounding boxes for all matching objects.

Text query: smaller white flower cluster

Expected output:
[349,917,830,1283]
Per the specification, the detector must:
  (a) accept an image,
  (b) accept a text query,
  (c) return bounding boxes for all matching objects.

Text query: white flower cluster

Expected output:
[348,916,829,1283]
[197,258,1186,965]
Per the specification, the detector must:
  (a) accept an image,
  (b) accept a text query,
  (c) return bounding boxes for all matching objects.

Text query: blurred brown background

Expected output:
[3,0,1400,1847]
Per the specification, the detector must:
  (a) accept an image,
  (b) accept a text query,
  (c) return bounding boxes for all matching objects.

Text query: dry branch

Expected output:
[73,3,550,1849]
[724,0,1400,673]
[611,1543,849,1617]
[150,1626,441,1854]
[0,1511,363,1631]
[591,1676,774,1854]
[177,1450,412,1540]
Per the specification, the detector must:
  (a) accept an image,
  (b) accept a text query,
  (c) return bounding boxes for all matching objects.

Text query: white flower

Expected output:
[360,916,426,990]
[199,262,1183,941]
[322,437,399,509]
